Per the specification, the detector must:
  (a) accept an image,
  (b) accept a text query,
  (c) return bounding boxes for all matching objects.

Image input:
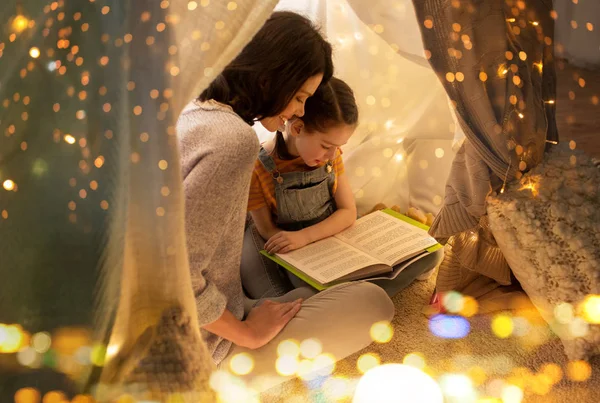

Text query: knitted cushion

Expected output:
[487,144,600,360]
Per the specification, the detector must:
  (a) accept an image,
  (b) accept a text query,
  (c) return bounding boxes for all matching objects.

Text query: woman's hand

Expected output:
[265,230,311,254]
[242,299,303,349]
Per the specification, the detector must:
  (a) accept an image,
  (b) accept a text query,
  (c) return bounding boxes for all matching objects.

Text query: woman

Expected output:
[177,11,393,389]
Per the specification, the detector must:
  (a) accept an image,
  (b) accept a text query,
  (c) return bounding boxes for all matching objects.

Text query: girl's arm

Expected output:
[264,172,357,254]
[250,206,281,240]
[300,172,357,243]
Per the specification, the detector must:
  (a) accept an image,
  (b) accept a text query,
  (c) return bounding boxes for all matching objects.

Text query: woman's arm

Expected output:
[204,299,303,349]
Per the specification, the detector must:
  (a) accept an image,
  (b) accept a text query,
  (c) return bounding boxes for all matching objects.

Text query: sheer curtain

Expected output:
[256,0,461,217]
[553,0,600,67]
[1,0,276,400]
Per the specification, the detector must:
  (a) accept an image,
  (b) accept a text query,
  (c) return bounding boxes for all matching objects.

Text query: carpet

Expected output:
[261,274,600,402]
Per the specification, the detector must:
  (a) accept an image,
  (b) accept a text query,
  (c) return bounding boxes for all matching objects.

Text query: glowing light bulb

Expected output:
[3,180,15,191]
[11,15,29,33]
[497,64,508,77]
[353,364,443,403]
[29,47,40,58]
[0,324,23,353]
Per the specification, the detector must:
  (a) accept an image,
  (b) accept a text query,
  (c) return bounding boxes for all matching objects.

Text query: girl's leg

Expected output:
[240,224,294,299]
[370,249,444,298]
[219,281,394,393]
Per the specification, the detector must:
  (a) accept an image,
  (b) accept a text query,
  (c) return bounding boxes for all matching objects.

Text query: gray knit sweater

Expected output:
[177,100,259,364]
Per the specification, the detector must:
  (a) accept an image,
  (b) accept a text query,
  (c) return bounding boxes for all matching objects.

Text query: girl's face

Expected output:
[290,120,355,167]
[260,74,323,132]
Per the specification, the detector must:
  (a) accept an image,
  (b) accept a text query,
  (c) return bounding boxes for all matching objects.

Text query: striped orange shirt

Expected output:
[247,147,345,217]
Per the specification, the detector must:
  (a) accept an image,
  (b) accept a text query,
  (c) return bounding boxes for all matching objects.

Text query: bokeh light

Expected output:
[357,353,380,374]
[353,364,443,403]
[501,384,523,403]
[277,339,300,357]
[403,352,426,370]
[581,294,600,324]
[3,179,16,191]
[442,291,464,313]
[439,374,476,403]
[11,15,29,33]
[32,332,52,353]
[300,338,322,359]
[90,343,107,366]
[312,353,336,377]
[229,352,254,375]
[567,360,592,382]
[429,315,470,339]
[29,47,40,58]
[275,355,299,376]
[323,376,353,401]
[370,321,393,343]
[491,314,513,338]
[0,324,24,352]
[554,302,574,324]
[14,387,41,403]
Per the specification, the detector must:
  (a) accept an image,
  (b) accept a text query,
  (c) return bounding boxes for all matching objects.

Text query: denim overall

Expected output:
[240,147,337,298]
[257,147,337,231]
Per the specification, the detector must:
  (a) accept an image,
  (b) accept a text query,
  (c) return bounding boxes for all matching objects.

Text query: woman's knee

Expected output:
[321,281,395,322]
[357,281,395,321]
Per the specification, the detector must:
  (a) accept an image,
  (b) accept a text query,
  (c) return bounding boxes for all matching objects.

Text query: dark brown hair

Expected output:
[302,77,358,133]
[199,11,333,125]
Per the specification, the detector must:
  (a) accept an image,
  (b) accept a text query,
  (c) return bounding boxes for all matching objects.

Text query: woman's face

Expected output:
[260,74,323,132]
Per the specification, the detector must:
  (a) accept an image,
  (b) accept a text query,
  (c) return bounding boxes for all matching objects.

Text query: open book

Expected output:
[261,209,442,290]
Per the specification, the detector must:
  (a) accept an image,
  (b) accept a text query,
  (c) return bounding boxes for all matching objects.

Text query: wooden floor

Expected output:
[555,60,600,157]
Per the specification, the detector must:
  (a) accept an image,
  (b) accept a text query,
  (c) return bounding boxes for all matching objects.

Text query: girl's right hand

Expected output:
[242,298,303,349]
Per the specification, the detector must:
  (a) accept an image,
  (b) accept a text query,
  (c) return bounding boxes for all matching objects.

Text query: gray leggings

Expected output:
[240,223,444,298]
[240,224,304,299]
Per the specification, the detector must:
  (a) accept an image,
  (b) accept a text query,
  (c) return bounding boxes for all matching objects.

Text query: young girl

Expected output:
[242,77,443,299]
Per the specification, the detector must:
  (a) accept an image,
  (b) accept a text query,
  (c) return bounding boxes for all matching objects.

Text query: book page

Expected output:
[277,236,384,284]
[335,210,438,266]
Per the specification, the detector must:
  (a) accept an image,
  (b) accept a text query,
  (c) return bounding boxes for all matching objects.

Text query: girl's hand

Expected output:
[243,299,303,349]
[265,230,311,254]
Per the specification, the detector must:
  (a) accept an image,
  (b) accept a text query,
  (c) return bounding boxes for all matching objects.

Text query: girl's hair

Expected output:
[302,77,358,133]
[275,77,358,160]
[199,11,333,125]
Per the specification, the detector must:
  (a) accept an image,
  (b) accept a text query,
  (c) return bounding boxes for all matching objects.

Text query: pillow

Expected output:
[487,143,600,360]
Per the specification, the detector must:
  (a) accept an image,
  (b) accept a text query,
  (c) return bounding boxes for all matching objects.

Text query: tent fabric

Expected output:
[406,0,558,292]
[554,0,600,67]
[256,0,461,217]
[1,0,276,399]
